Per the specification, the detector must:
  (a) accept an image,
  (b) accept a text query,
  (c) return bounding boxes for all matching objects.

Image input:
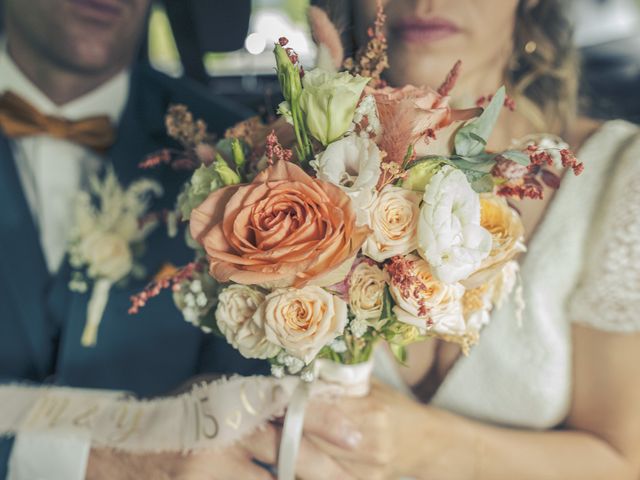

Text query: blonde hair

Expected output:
[313,0,579,135]
[509,0,579,134]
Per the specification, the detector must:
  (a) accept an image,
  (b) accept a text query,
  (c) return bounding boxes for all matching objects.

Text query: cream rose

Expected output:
[311,135,381,227]
[388,255,466,336]
[461,284,494,334]
[255,286,348,363]
[81,232,133,282]
[348,260,386,322]
[417,166,492,284]
[363,185,421,262]
[215,285,279,360]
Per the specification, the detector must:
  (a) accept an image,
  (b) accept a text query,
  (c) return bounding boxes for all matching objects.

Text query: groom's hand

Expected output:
[85,422,356,480]
[85,442,274,480]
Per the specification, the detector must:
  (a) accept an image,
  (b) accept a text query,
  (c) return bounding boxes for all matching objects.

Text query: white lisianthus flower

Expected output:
[80,232,133,282]
[215,285,280,360]
[255,286,348,364]
[348,260,386,322]
[300,69,371,146]
[311,135,381,227]
[418,166,492,284]
[363,185,421,262]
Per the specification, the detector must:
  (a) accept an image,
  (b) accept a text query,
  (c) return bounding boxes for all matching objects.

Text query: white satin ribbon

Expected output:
[277,360,374,480]
[81,278,112,347]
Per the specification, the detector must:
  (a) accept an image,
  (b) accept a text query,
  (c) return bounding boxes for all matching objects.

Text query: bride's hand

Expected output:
[305,380,434,480]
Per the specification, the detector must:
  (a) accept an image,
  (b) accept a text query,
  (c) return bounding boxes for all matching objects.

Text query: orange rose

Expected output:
[190,160,369,288]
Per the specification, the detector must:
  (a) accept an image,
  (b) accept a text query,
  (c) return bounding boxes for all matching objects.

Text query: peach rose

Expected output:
[190,160,369,288]
[255,286,348,363]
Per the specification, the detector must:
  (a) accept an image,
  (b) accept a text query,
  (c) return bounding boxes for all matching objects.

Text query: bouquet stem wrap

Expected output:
[277,359,374,480]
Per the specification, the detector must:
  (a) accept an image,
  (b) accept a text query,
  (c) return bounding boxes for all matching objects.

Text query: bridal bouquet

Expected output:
[130,5,583,383]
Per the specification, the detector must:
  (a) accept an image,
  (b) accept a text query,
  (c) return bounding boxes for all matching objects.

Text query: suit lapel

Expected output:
[0,134,54,379]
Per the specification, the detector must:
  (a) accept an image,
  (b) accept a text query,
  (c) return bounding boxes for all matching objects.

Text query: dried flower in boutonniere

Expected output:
[68,166,163,346]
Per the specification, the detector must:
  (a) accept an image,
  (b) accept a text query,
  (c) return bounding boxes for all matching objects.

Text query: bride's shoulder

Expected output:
[574,116,640,155]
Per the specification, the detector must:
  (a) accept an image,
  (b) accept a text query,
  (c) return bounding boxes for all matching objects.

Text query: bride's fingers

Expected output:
[243,423,357,480]
[303,399,363,449]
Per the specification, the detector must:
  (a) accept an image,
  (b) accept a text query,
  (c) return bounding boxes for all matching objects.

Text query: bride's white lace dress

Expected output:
[375,120,640,429]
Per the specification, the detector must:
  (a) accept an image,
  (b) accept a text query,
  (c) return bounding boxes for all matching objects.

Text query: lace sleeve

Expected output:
[568,133,640,333]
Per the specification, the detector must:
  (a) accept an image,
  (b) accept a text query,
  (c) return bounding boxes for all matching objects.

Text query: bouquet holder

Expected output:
[277,359,374,480]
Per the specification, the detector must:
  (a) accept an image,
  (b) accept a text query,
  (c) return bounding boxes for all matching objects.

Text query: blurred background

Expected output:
[2,0,639,122]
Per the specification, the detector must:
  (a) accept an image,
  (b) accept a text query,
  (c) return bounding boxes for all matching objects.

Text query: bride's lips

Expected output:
[67,0,124,24]
[392,17,461,44]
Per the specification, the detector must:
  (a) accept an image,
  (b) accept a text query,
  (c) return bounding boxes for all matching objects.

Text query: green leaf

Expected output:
[389,343,408,365]
[454,86,506,157]
[500,149,531,166]
[449,155,496,173]
[470,173,495,193]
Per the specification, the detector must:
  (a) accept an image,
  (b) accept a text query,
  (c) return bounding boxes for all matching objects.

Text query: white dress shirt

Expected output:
[0,41,130,479]
[0,42,130,274]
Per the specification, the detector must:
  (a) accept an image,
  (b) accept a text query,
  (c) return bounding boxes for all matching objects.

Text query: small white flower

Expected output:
[418,166,492,284]
[350,317,369,338]
[190,280,203,294]
[300,369,315,383]
[330,339,348,354]
[352,94,381,136]
[286,357,305,374]
[271,365,285,378]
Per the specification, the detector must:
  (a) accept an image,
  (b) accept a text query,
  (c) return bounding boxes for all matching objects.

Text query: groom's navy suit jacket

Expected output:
[0,65,267,477]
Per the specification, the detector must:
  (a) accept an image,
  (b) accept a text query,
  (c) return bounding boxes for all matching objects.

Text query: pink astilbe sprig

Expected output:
[265,130,293,165]
[437,60,462,97]
[560,149,584,176]
[308,6,344,70]
[129,262,201,314]
[495,144,584,200]
[385,256,431,319]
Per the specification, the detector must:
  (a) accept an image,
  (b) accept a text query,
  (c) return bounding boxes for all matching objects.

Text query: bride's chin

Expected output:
[384,57,456,90]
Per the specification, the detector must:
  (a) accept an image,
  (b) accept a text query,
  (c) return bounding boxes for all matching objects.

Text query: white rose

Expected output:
[215,285,280,360]
[255,286,348,363]
[363,185,421,262]
[81,232,133,282]
[311,135,381,227]
[417,166,492,284]
[388,255,466,336]
[348,260,386,322]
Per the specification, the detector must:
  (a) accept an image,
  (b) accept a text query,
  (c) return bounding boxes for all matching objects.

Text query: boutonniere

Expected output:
[68,166,163,346]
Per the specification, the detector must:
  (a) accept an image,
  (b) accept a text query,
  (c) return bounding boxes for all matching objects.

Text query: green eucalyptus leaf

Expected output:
[470,173,495,193]
[449,156,496,173]
[500,149,531,166]
[455,86,506,157]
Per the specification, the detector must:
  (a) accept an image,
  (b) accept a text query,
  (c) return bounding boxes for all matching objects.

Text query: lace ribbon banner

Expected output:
[0,376,299,453]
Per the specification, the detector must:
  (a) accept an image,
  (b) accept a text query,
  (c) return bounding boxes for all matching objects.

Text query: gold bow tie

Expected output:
[0,90,116,153]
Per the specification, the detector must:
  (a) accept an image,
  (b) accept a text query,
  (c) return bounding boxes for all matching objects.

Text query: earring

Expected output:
[524,40,538,54]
